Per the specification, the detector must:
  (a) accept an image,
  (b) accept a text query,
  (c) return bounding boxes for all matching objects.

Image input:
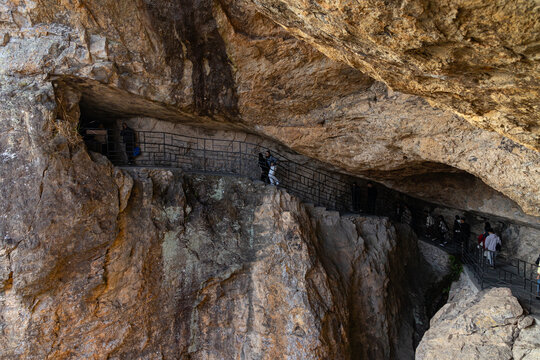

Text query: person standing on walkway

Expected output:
[258,153,269,183]
[460,216,471,251]
[366,182,377,215]
[268,161,279,186]
[265,151,276,168]
[401,204,412,225]
[120,123,136,165]
[425,211,436,240]
[438,216,450,245]
[484,229,501,267]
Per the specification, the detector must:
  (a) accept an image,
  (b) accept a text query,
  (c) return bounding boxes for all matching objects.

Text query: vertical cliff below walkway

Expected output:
[0,148,447,359]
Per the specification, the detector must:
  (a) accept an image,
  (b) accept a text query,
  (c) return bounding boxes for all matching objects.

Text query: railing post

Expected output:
[480,249,485,289]
[318,177,321,207]
[203,139,206,172]
[161,132,165,166]
[239,142,242,175]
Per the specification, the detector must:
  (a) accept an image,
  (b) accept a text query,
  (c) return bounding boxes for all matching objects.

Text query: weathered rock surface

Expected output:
[0,76,445,356]
[0,158,446,359]
[502,224,540,264]
[1,1,539,359]
[416,271,540,360]
[0,86,446,359]
[383,172,540,227]
[418,241,451,282]
[0,0,539,219]
[250,0,540,151]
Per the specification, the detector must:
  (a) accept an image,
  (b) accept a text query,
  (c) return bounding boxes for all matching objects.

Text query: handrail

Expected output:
[418,236,539,313]
[84,127,538,312]
[133,130,350,186]
[82,128,354,211]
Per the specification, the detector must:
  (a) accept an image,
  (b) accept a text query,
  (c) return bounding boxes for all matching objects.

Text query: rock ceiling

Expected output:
[251,0,540,151]
[0,0,538,218]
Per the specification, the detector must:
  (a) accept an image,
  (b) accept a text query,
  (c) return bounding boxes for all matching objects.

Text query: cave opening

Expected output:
[78,94,127,165]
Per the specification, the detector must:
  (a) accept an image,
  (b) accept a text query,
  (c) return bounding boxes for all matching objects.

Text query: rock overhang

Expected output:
[1,0,539,219]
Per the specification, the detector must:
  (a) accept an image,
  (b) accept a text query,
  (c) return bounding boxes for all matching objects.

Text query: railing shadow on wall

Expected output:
[84,129,353,212]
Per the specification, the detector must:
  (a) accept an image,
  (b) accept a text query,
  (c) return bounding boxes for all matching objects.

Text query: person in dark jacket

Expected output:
[366,182,377,215]
[425,211,436,240]
[258,153,269,183]
[265,151,277,168]
[120,123,135,165]
[438,216,450,245]
[460,216,471,251]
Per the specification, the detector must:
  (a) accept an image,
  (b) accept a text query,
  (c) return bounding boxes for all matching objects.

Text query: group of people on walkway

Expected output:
[425,214,503,267]
[258,151,279,185]
[424,213,502,266]
[424,212,459,245]
[425,213,539,301]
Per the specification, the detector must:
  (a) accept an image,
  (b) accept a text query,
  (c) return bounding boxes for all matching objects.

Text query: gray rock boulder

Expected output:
[416,271,540,360]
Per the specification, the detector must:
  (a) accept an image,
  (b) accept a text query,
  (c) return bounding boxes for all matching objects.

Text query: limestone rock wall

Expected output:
[306,208,437,359]
[249,0,540,151]
[0,92,444,358]
[1,1,539,358]
[0,135,347,357]
[416,271,540,360]
[0,166,439,358]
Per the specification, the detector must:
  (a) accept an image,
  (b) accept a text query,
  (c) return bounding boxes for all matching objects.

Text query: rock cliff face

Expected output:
[0,156,444,359]
[0,0,539,219]
[0,1,539,358]
[250,0,540,151]
[417,271,540,360]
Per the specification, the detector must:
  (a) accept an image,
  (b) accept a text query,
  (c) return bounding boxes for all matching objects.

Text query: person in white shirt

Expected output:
[484,230,502,267]
[268,162,279,186]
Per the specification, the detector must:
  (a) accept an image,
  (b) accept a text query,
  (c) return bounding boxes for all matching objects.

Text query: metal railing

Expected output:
[418,234,539,314]
[82,128,353,211]
[464,247,539,312]
[84,128,540,313]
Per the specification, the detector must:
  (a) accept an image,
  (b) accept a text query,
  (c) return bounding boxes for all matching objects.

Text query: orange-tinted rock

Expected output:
[250,0,540,151]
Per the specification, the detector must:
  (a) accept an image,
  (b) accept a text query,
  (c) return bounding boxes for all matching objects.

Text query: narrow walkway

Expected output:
[90,128,354,212]
[96,128,539,314]
[419,237,539,314]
